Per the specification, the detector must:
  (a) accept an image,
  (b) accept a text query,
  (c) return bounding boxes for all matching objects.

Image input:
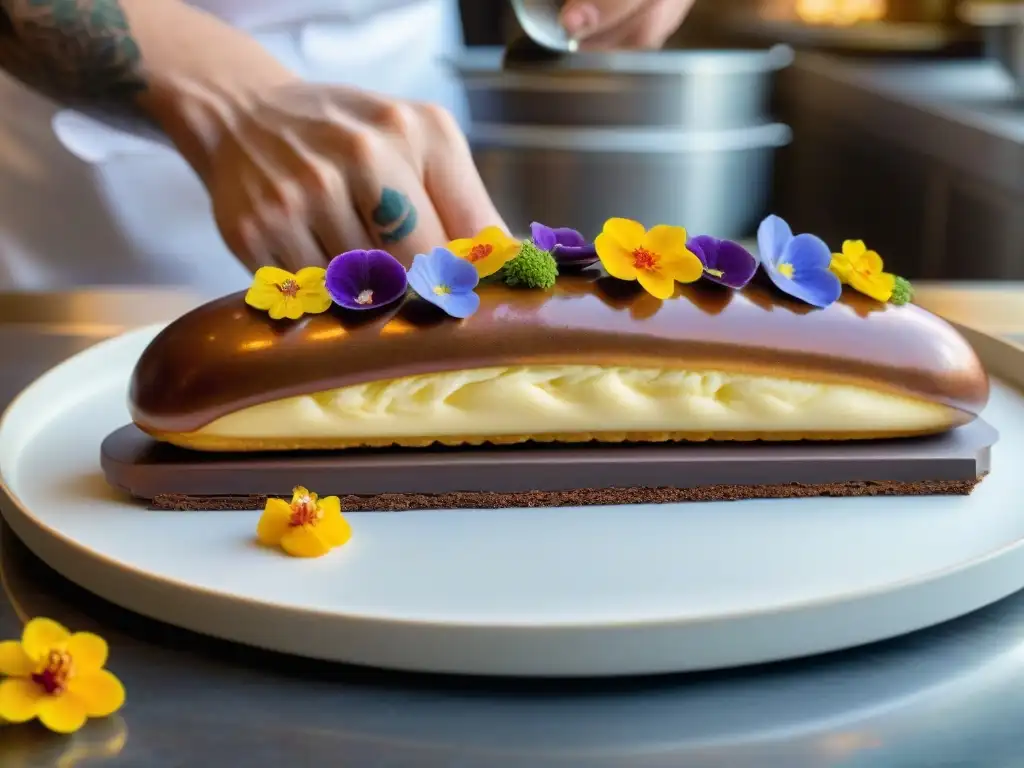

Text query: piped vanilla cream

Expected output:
[175,365,962,448]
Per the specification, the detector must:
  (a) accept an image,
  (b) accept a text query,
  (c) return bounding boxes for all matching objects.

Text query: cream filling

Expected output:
[192,366,960,440]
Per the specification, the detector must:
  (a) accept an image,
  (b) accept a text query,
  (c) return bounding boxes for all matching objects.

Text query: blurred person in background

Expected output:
[0,0,695,293]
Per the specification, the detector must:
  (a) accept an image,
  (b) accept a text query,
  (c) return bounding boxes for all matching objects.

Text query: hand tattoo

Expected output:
[0,0,146,102]
[371,188,418,245]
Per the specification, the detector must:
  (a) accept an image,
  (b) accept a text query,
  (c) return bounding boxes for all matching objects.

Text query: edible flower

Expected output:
[829,240,893,302]
[256,486,352,558]
[325,249,408,311]
[830,240,913,305]
[408,247,481,319]
[0,617,125,734]
[447,226,521,278]
[757,215,842,309]
[687,235,759,289]
[530,222,599,269]
[245,266,332,320]
[594,218,703,300]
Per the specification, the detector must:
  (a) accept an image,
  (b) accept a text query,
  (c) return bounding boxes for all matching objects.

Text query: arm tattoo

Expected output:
[0,0,146,103]
[371,188,418,245]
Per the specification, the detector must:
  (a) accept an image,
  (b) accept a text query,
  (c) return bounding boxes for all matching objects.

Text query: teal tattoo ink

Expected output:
[0,0,147,101]
[371,188,418,245]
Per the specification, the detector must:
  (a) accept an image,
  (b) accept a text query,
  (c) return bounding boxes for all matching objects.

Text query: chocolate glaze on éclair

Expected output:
[129,273,990,435]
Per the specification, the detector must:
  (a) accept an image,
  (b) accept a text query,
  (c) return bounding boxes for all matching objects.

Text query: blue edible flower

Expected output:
[757,215,842,309]
[407,247,481,319]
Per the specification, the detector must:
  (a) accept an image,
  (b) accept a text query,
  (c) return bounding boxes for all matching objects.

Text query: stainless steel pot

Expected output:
[451,46,794,131]
[960,1,1024,89]
[469,123,792,241]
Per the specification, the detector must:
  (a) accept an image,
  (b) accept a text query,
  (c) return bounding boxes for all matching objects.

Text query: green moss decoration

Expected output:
[502,241,558,290]
[890,276,914,306]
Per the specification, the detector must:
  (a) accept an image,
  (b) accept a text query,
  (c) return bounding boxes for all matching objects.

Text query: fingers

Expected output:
[331,107,450,266]
[581,0,694,49]
[562,0,694,46]
[273,128,372,259]
[223,209,323,275]
[216,212,274,274]
[417,104,509,241]
[354,172,447,268]
[308,189,370,260]
[258,207,327,273]
[208,87,501,276]
[214,130,326,273]
[560,0,656,40]
[239,163,324,273]
[345,96,508,241]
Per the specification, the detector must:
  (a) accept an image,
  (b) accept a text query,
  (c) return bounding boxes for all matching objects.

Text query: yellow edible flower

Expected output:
[830,240,896,303]
[594,218,703,300]
[447,226,521,278]
[245,266,332,320]
[0,618,125,734]
[257,486,352,558]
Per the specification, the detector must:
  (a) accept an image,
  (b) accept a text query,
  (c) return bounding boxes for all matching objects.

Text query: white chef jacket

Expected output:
[0,0,466,293]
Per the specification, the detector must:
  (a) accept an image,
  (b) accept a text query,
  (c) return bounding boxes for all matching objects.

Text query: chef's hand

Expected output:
[183,82,506,272]
[560,0,697,49]
[0,0,506,274]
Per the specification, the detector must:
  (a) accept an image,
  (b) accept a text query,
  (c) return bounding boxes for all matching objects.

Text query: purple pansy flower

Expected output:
[688,235,759,289]
[530,222,598,269]
[757,215,841,309]
[408,247,481,319]
[325,249,408,310]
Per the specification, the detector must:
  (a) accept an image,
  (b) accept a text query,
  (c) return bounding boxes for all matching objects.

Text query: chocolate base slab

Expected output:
[101,420,998,511]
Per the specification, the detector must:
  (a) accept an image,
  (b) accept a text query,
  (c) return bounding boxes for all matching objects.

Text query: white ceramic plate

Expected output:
[1,325,1023,677]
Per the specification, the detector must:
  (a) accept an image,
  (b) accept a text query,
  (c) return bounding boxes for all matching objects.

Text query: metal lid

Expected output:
[450,44,795,78]
[467,121,793,153]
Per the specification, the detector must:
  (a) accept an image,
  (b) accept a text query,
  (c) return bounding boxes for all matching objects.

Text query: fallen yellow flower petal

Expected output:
[257,486,352,558]
[0,618,125,734]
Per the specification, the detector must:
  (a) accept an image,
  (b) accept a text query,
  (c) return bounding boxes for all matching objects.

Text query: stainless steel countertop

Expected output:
[2,286,1024,768]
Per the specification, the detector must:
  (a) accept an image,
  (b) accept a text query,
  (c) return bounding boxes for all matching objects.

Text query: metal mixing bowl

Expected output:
[450,45,794,131]
[469,122,792,241]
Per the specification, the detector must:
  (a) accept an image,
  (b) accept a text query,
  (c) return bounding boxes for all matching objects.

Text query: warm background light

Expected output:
[761,0,888,25]
[798,0,886,25]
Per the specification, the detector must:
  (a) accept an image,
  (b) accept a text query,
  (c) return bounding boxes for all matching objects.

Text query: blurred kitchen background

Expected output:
[455,0,1024,281]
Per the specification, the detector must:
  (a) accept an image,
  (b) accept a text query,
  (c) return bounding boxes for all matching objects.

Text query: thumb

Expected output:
[559,0,652,39]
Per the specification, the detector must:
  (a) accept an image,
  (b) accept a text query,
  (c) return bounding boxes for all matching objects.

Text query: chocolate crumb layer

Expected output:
[150,477,984,512]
